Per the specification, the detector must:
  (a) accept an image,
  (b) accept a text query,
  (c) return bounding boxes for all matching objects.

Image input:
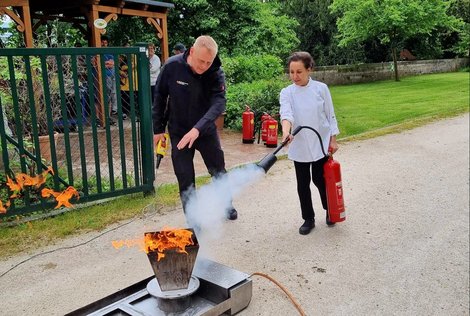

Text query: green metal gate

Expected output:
[0,44,155,219]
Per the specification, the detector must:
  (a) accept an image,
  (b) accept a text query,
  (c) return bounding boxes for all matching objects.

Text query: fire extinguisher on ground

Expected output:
[265,115,278,148]
[260,112,270,143]
[324,149,346,223]
[242,105,255,144]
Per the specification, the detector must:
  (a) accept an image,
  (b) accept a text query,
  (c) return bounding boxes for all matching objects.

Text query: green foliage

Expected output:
[448,0,470,57]
[225,77,290,130]
[330,0,463,80]
[106,16,158,48]
[222,54,284,85]
[167,0,299,59]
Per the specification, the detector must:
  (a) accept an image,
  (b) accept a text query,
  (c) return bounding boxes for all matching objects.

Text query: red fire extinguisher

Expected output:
[242,105,255,144]
[265,115,278,148]
[260,112,270,143]
[324,149,346,223]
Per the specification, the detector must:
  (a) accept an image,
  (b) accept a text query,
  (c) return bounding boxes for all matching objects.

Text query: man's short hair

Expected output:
[193,36,218,56]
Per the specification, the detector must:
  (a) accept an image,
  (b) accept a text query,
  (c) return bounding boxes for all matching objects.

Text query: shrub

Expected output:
[222,54,284,85]
[225,76,290,130]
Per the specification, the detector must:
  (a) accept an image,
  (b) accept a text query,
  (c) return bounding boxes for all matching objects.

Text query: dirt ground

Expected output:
[0,114,468,316]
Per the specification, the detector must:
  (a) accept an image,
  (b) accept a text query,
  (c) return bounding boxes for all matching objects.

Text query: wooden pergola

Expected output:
[0,0,174,60]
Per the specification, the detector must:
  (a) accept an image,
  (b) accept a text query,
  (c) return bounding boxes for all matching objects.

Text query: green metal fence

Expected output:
[0,45,155,219]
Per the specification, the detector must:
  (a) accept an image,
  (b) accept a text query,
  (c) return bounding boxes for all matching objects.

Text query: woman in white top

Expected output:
[148,43,161,103]
[279,51,339,235]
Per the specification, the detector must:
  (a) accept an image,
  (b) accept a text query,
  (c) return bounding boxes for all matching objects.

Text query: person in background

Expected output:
[279,51,340,235]
[173,42,186,55]
[148,43,161,103]
[152,35,238,221]
[119,41,139,119]
[101,35,126,123]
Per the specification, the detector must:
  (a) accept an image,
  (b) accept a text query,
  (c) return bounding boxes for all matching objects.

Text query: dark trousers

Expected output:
[170,132,230,211]
[294,157,329,221]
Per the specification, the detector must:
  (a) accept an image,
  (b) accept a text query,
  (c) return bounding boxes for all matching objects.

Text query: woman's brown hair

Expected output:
[287,51,315,70]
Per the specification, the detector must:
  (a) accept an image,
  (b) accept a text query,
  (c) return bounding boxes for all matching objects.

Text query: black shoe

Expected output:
[111,111,127,120]
[227,208,238,220]
[299,220,315,235]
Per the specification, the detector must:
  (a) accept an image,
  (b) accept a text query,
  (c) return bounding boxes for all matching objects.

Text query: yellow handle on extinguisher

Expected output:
[155,133,169,169]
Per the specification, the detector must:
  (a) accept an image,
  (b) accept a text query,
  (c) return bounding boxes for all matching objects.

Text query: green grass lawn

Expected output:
[0,72,468,259]
[332,72,469,137]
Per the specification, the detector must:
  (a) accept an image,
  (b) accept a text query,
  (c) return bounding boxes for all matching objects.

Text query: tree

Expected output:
[330,0,463,81]
[167,0,299,59]
[279,0,340,65]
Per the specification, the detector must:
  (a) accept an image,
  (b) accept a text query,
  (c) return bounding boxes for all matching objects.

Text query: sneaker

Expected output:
[299,220,315,235]
[227,208,238,220]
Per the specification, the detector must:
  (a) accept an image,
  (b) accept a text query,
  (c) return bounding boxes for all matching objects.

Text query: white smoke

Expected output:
[184,163,265,243]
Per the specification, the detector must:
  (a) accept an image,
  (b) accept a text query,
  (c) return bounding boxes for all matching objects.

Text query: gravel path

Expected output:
[0,114,468,316]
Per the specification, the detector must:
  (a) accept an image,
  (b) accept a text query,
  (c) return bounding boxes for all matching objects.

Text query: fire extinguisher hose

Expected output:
[250,272,307,316]
[290,125,329,157]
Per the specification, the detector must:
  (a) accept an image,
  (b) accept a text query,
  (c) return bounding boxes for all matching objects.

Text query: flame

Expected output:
[53,186,80,209]
[1,167,76,214]
[0,200,9,214]
[6,176,22,198]
[145,227,194,261]
[112,227,194,261]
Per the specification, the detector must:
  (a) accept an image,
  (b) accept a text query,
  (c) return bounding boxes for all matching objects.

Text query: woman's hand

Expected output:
[281,133,293,144]
[329,136,339,155]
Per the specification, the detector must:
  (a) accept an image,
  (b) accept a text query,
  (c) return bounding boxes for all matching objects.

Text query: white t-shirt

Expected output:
[149,54,161,86]
[280,78,339,162]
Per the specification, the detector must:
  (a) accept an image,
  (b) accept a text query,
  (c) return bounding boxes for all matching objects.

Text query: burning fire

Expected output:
[0,166,79,214]
[112,227,194,261]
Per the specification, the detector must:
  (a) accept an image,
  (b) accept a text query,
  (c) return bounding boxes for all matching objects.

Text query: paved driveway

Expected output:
[0,114,468,315]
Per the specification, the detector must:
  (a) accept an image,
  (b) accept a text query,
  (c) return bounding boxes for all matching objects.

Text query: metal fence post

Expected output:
[136,43,155,193]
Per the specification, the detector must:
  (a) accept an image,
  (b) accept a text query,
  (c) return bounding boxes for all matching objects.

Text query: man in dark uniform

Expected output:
[152,35,237,220]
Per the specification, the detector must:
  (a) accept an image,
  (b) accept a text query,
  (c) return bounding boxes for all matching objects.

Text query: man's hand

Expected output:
[177,128,200,149]
[154,133,166,148]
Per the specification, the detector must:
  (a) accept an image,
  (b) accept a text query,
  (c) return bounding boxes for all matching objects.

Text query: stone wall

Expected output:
[311,58,469,85]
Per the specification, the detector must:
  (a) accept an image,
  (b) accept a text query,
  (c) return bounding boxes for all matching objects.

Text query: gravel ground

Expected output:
[0,114,468,316]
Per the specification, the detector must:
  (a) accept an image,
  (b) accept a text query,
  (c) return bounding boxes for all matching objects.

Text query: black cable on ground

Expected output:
[0,201,172,279]
[250,272,307,316]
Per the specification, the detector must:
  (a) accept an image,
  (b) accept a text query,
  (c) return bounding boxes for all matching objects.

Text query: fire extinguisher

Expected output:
[260,112,270,143]
[155,133,170,169]
[257,125,346,223]
[265,115,278,148]
[242,105,255,144]
[324,149,346,223]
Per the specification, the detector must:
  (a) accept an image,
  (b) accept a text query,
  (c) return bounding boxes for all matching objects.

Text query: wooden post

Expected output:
[20,4,33,48]
[90,6,106,126]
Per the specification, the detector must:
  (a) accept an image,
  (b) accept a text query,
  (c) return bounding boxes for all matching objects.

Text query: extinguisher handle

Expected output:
[328,146,333,157]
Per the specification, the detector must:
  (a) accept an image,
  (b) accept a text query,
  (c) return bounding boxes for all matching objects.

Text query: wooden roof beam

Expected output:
[92,4,166,19]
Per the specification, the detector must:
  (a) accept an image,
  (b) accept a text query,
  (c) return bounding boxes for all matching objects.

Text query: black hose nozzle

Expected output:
[256,126,326,173]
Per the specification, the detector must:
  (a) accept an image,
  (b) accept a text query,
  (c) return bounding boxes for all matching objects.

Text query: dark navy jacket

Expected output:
[152,50,226,138]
